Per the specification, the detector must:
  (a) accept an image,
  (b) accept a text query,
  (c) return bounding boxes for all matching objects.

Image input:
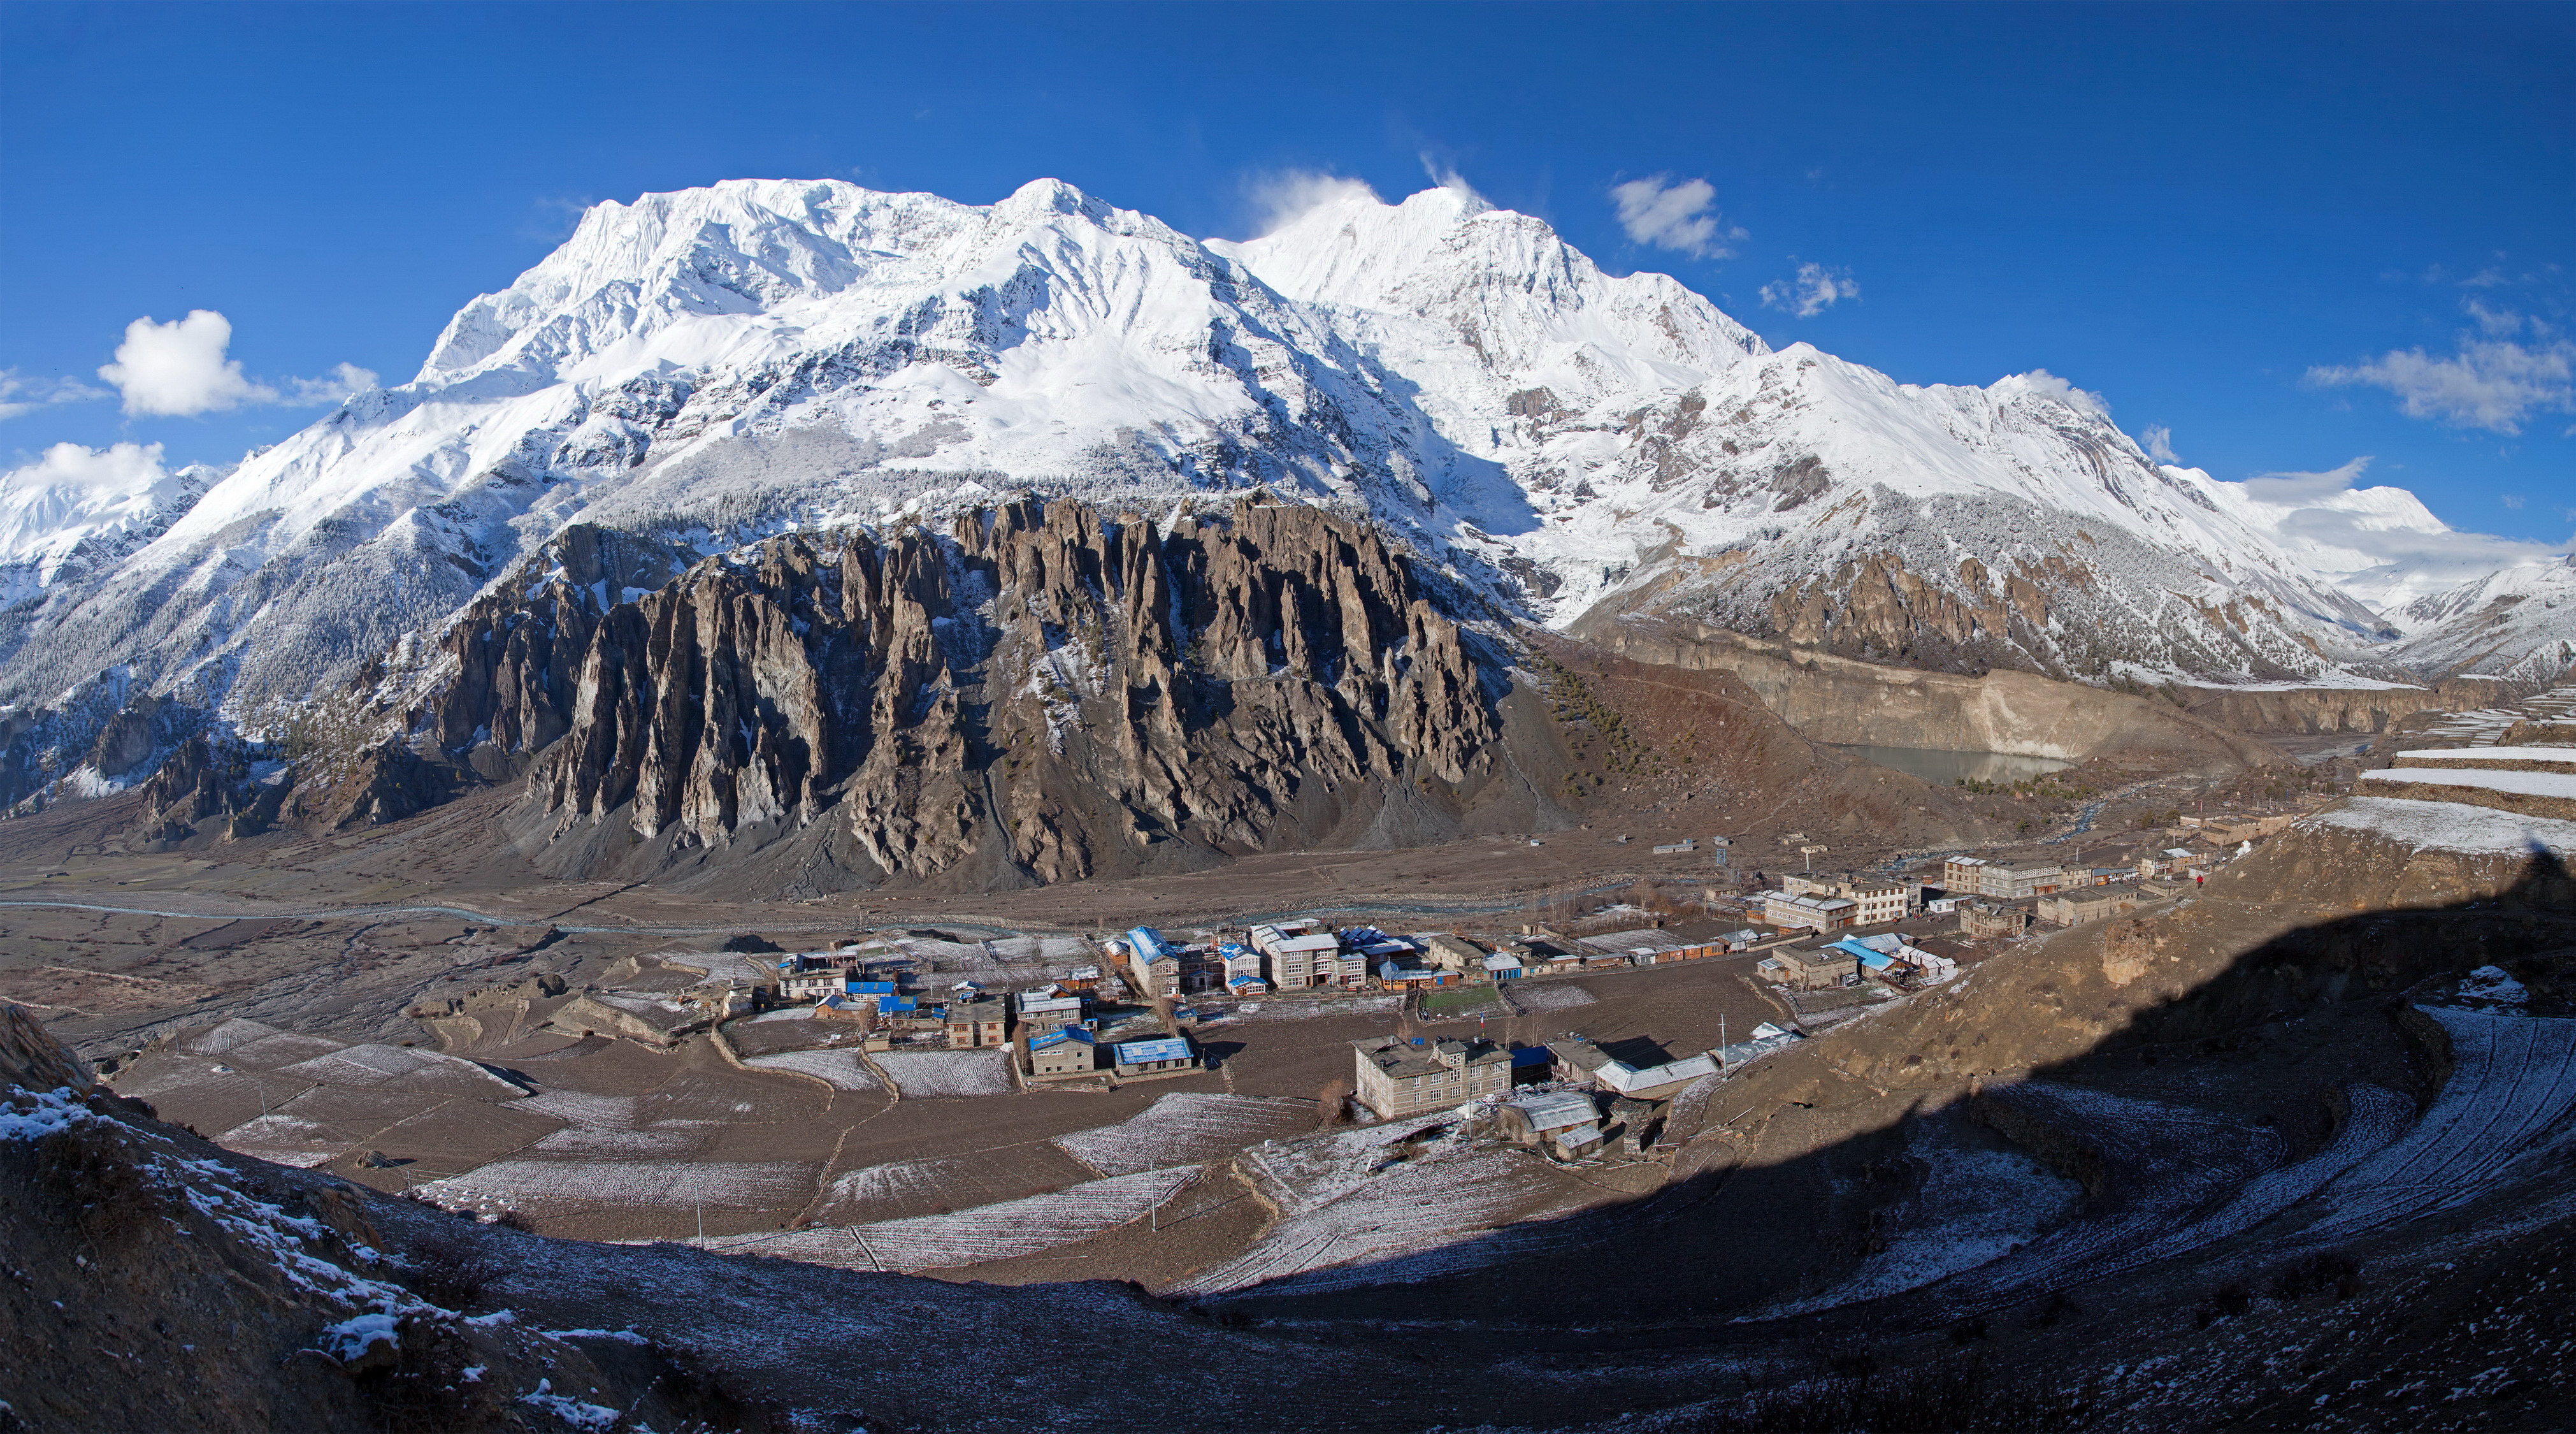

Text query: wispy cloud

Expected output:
[1609,175,1741,261]
[1418,154,1482,205]
[2140,424,2180,465]
[96,310,376,417]
[2307,335,2574,435]
[1242,168,1381,237]
[1759,262,1860,317]
[2240,455,2377,505]
[0,370,109,422]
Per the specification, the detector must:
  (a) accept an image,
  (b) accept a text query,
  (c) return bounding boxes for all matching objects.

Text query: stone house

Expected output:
[1352,1034,1512,1119]
[1961,901,2032,939]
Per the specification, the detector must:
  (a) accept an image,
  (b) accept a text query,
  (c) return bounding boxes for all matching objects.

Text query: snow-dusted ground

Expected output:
[2308,1010,2576,1239]
[1760,1117,2085,1317]
[1052,1093,1316,1177]
[874,1049,1012,1099]
[812,1157,972,1222]
[1203,995,1402,1023]
[2459,965,2531,1008]
[1511,983,1599,1013]
[1923,1084,2287,1315]
[702,1166,1197,1272]
[2394,747,2576,764]
[523,1124,703,1157]
[413,1159,814,1213]
[2361,767,2576,800]
[742,1050,881,1092]
[511,1089,643,1127]
[2305,797,2576,857]
[1169,1114,1562,1296]
[275,1043,529,1099]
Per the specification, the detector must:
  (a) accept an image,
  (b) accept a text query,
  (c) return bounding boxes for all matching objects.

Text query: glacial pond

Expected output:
[1829,744,2076,786]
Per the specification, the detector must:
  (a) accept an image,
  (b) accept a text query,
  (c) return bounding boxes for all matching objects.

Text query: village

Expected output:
[74,772,2342,1289]
[515,807,2278,1168]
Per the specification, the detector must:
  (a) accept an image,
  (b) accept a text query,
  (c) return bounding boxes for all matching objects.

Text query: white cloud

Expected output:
[2503,494,2526,511]
[2140,424,2180,464]
[0,370,109,422]
[0,440,168,496]
[99,310,274,416]
[1758,261,1860,317]
[1609,175,1741,261]
[1242,169,1383,237]
[94,310,378,418]
[1993,368,2110,418]
[2307,335,2575,435]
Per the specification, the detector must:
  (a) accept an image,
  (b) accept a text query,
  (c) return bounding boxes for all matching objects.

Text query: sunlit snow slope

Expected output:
[0,177,2418,732]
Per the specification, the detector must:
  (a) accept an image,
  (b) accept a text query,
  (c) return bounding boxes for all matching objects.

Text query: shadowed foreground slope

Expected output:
[10,818,2576,1431]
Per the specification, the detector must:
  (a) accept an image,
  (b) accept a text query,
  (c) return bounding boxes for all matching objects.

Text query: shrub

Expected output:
[2268,1252,2361,1301]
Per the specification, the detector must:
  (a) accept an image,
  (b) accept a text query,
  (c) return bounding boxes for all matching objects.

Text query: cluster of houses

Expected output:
[1353,1024,1807,1161]
[1100,920,1762,999]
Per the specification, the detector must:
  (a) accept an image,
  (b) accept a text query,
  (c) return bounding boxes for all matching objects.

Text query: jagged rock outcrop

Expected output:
[428,500,1506,887]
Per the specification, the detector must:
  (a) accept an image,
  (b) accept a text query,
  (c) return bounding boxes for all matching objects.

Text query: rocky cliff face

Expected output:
[380,500,1504,888]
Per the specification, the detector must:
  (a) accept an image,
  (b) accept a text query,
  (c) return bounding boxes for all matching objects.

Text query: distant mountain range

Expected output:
[0,177,2566,808]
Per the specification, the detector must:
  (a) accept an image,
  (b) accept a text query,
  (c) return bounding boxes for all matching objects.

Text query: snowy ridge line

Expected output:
[1,171,2505,799]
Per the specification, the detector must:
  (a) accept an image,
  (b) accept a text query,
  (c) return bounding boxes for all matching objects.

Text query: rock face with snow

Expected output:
[0,176,2415,780]
[2384,556,2576,683]
[333,498,1503,887]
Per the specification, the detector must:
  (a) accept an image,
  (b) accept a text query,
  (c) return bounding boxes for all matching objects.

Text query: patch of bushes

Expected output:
[2268,1252,2362,1301]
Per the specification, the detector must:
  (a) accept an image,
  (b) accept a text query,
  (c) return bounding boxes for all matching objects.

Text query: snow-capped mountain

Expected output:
[0,445,219,607]
[2385,556,2576,681]
[0,176,2414,745]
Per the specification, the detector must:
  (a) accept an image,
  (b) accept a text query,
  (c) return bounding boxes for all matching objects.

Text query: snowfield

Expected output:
[1052,1093,1318,1177]
[874,1049,1012,1099]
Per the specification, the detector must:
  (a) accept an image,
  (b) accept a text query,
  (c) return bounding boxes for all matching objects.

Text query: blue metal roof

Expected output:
[847,980,896,995]
[1031,1025,1094,1050]
[1112,1037,1192,1064]
[1127,927,1173,962]
[1509,1046,1553,1067]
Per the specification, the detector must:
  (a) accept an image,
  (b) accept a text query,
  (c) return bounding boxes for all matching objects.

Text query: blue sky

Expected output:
[2,0,2568,556]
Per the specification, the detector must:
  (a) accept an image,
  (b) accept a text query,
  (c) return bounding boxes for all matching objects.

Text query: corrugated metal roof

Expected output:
[1505,1091,1599,1130]
[1112,1037,1193,1064]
